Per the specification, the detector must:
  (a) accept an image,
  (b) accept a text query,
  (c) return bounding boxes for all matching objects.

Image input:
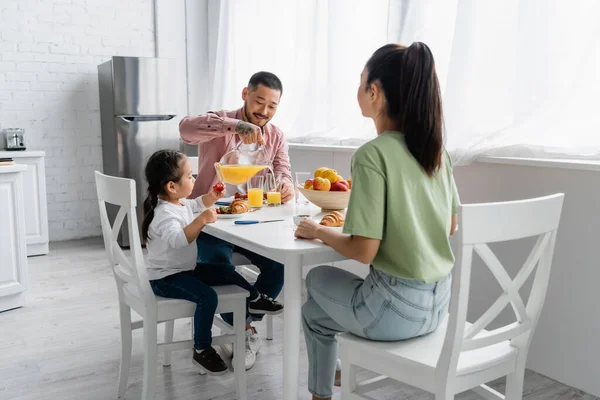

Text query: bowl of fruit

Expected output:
[297,167,352,211]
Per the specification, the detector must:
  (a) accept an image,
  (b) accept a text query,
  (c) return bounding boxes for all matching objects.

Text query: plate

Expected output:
[216,212,246,219]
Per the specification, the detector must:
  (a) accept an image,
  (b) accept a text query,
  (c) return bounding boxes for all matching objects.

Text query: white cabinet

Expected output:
[0,165,29,312]
[0,151,49,256]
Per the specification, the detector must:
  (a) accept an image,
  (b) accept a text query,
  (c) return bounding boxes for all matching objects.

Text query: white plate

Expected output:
[217,212,246,219]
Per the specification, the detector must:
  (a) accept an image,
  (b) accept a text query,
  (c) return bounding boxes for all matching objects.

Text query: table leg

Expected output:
[283,254,302,399]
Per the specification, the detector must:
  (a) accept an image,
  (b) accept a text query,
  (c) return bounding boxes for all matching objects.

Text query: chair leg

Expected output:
[163,320,175,367]
[266,315,274,340]
[117,303,132,399]
[142,312,158,400]
[505,360,526,400]
[340,346,357,398]
[233,300,247,400]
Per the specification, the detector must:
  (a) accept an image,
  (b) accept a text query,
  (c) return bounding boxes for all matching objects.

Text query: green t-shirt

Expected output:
[343,131,459,283]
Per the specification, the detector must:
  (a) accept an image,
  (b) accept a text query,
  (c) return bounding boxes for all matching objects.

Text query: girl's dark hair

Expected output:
[365,42,443,175]
[141,149,187,241]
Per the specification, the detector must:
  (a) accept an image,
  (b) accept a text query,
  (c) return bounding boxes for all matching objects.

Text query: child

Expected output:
[142,149,282,375]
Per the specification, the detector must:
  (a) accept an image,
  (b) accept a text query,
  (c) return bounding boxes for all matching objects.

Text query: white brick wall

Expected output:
[0,0,156,241]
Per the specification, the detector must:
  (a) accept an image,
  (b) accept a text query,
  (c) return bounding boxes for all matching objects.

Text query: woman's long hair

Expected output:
[365,42,443,175]
[141,149,186,241]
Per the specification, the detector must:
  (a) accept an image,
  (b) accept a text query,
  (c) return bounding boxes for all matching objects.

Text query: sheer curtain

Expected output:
[189,0,600,162]
[441,0,600,164]
[192,0,398,145]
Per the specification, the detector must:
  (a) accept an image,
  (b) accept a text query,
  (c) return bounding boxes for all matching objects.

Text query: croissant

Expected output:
[230,199,249,214]
[320,211,345,227]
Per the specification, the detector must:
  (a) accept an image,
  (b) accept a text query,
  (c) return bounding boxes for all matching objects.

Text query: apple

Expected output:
[304,179,314,190]
[330,182,350,192]
[313,177,331,191]
[337,180,350,189]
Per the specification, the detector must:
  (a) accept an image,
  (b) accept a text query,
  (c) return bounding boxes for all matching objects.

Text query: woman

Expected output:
[294,42,459,400]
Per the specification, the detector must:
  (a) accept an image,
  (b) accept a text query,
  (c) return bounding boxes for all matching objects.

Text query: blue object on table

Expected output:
[215,201,231,206]
[234,219,285,225]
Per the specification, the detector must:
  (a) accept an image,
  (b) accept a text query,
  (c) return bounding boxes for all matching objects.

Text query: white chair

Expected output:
[338,193,565,400]
[94,171,248,400]
[189,156,274,340]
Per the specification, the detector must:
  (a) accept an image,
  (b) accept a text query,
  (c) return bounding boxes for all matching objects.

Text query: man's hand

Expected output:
[236,121,265,145]
[281,181,294,203]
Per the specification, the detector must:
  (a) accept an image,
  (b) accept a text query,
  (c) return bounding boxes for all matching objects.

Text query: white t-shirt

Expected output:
[145,197,207,280]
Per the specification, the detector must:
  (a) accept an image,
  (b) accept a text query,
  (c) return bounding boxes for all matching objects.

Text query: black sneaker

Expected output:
[248,293,284,315]
[192,347,228,376]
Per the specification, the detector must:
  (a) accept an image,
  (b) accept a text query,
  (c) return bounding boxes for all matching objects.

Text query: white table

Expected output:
[203,203,348,399]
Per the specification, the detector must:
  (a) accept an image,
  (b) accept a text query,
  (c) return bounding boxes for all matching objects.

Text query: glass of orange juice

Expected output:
[247,176,264,209]
[266,173,282,207]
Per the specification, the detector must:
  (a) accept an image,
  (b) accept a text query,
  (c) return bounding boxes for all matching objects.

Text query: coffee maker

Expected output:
[3,128,26,151]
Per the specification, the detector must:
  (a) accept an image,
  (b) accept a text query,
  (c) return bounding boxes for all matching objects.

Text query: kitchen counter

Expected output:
[0,151,49,256]
[0,164,29,311]
[0,164,27,174]
[0,150,46,158]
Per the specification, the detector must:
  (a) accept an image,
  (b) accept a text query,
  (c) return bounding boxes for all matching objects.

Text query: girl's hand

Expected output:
[198,208,217,225]
[209,182,225,201]
[294,219,322,240]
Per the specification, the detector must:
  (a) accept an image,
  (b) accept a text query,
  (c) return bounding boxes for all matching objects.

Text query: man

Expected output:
[180,71,293,370]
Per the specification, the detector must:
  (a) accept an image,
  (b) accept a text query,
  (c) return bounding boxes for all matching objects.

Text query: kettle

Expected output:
[4,128,26,151]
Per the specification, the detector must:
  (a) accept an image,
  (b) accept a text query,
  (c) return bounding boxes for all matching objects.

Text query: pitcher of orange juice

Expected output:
[214,141,272,185]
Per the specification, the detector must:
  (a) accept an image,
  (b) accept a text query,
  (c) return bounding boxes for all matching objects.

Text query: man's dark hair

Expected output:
[248,71,283,95]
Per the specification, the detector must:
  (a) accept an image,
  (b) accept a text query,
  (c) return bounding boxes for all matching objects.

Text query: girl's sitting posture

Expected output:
[142,149,282,375]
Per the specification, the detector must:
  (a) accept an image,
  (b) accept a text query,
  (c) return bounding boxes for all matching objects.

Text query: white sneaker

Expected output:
[222,329,263,371]
[248,328,263,354]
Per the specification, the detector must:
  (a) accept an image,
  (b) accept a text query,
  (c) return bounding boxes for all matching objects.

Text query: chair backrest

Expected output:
[437,193,565,381]
[189,156,199,175]
[94,171,155,307]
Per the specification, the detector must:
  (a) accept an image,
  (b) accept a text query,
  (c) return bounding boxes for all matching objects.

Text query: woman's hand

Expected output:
[294,219,322,240]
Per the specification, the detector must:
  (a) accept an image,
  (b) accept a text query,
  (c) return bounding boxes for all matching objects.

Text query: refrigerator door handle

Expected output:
[118,115,176,122]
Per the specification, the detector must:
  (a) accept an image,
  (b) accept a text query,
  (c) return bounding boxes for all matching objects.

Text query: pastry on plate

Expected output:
[319,211,345,227]
[230,199,249,214]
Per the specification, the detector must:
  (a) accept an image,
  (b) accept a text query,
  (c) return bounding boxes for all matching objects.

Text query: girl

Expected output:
[295,42,459,399]
[142,149,282,375]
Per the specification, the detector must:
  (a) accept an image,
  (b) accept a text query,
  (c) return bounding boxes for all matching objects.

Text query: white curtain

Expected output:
[193,0,398,145]
[190,0,600,162]
[440,0,600,164]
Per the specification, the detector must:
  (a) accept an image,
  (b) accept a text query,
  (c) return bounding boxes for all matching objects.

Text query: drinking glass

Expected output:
[247,175,264,209]
[294,172,312,206]
[266,173,282,207]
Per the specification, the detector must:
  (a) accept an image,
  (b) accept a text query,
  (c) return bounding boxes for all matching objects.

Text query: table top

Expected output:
[202,202,347,264]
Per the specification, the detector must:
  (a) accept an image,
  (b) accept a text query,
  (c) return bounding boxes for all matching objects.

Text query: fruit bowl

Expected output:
[297,186,351,211]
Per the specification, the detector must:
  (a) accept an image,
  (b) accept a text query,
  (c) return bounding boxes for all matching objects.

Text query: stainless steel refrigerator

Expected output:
[98,56,179,247]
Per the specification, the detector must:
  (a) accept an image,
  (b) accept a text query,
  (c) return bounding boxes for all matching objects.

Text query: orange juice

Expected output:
[248,188,264,208]
[267,191,282,206]
[217,164,268,185]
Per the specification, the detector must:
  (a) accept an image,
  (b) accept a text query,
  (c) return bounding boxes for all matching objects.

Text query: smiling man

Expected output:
[179,71,291,370]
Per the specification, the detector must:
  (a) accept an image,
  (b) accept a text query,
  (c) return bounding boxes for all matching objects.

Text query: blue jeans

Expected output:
[150,271,218,351]
[196,232,284,326]
[302,265,451,398]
